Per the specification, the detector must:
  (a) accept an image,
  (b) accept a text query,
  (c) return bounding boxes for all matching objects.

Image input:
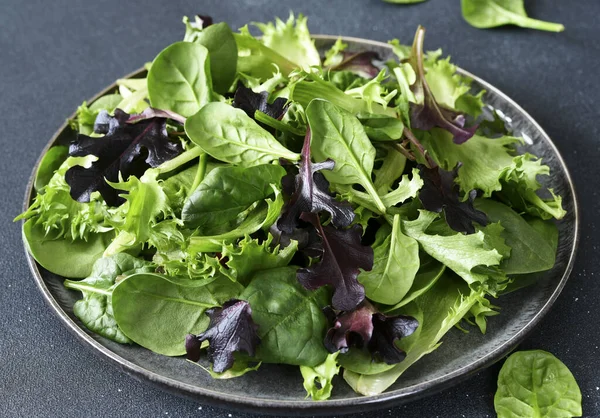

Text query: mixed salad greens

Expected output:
[17,14,566,400]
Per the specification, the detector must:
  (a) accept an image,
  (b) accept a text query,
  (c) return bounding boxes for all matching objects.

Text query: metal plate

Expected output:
[22,35,579,416]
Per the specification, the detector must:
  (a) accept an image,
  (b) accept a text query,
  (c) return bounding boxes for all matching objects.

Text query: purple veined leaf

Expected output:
[186,299,260,373]
[329,51,381,79]
[297,212,372,311]
[65,109,183,206]
[409,27,477,144]
[324,300,419,364]
[418,163,488,234]
[276,127,355,234]
[233,83,289,121]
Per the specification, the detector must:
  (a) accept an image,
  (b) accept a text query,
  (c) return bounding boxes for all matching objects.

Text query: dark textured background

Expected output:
[2,0,599,417]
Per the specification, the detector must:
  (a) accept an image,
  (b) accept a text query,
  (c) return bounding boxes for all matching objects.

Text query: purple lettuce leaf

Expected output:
[418,164,487,234]
[233,83,288,121]
[409,27,477,144]
[276,127,355,234]
[324,301,419,364]
[297,212,372,311]
[65,109,183,206]
[185,299,260,373]
[329,51,380,79]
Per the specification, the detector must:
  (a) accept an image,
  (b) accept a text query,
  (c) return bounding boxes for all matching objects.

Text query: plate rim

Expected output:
[22,34,580,415]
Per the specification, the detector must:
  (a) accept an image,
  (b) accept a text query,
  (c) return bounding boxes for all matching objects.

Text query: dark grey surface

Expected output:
[1,0,598,417]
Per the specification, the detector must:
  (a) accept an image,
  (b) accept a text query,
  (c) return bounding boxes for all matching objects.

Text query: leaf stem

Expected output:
[64,280,112,297]
[155,146,203,174]
[190,153,208,192]
[515,15,564,32]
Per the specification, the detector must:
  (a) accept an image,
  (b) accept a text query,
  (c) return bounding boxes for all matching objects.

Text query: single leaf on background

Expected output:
[344,275,487,395]
[461,0,565,32]
[300,352,341,400]
[298,213,373,311]
[182,18,238,94]
[240,267,331,367]
[306,99,387,214]
[182,164,286,231]
[112,273,243,356]
[147,42,213,117]
[232,83,288,120]
[65,109,182,206]
[22,219,114,279]
[474,199,556,274]
[63,254,155,344]
[254,13,321,69]
[495,351,581,418]
[403,210,503,288]
[358,215,420,305]
[417,164,488,234]
[185,102,300,166]
[186,299,260,373]
[276,128,355,234]
[34,145,69,192]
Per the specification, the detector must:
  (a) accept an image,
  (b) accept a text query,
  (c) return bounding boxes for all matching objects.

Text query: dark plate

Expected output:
[22,35,579,416]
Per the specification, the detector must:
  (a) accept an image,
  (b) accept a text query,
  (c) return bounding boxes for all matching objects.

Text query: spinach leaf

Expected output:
[182,164,286,231]
[357,113,404,142]
[461,0,564,32]
[495,350,581,418]
[185,102,300,166]
[111,273,243,356]
[34,145,68,192]
[23,219,113,279]
[358,215,419,305]
[147,41,213,117]
[306,99,387,214]
[240,267,330,367]
[300,352,340,401]
[63,254,155,343]
[475,199,555,274]
[183,19,238,94]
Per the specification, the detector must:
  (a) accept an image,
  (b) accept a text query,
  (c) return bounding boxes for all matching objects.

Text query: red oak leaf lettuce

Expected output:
[233,83,288,121]
[329,51,380,79]
[185,299,260,373]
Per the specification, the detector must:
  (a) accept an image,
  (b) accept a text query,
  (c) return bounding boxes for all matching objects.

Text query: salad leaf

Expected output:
[183,19,238,94]
[186,299,260,373]
[192,360,261,380]
[495,350,581,418]
[241,267,330,367]
[254,13,321,69]
[345,71,398,114]
[380,168,424,208]
[329,51,380,79]
[276,128,356,234]
[461,0,565,32]
[182,164,286,231]
[147,42,212,117]
[233,83,288,121]
[71,94,122,135]
[63,254,155,343]
[306,99,387,214]
[185,102,300,166]
[373,146,407,194]
[34,145,69,192]
[65,109,183,206]
[358,215,420,305]
[357,113,405,142]
[112,273,243,356]
[300,352,341,401]
[418,164,488,234]
[298,213,373,311]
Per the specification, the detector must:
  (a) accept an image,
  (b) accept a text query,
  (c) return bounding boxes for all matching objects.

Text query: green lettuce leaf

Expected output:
[300,352,341,400]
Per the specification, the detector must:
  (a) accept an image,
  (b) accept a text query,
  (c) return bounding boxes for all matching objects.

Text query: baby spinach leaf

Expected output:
[186,299,260,373]
[112,273,243,356]
[183,19,238,94]
[300,352,341,401]
[23,219,114,279]
[34,145,68,192]
[147,41,213,117]
[232,83,288,121]
[306,99,387,214]
[461,0,565,32]
[475,199,556,274]
[359,215,419,305]
[185,102,300,166]
[240,267,330,367]
[63,254,155,343]
[495,350,581,418]
[182,164,286,231]
[357,113,405,142]
[298,213,373,311]
[65,109,183,206]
